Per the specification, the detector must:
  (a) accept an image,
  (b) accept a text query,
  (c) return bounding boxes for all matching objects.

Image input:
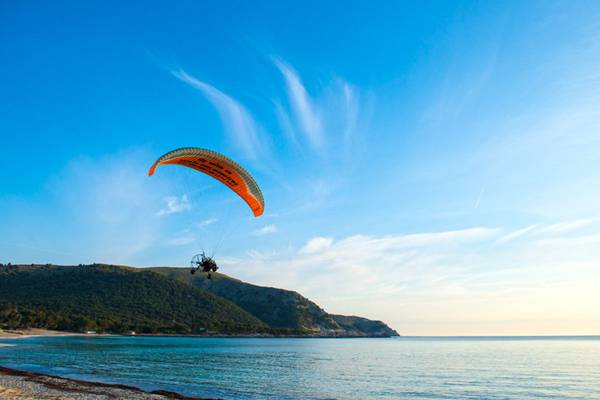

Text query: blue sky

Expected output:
[2,1,600,335]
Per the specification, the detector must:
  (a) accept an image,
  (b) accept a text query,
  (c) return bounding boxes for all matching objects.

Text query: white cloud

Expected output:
[198,217,218,228]
[172,69,266,160]
[299,237,333,254]
[422,46,497,127]
[225,227,500,331]
[381,227,499,247]
[341,81,359,149]
[537,233,600,247]
[474,187,485,209]
[240,227,497,286]
[224,224,600,335]
[253,224,278,236]
[535,218,596,235]
[274,99,298,147]
[156,195,191,216]
[273,58,323,150]
[496,224,538,244]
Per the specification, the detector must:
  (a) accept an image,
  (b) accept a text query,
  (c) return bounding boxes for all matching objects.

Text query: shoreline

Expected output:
[0,328,106,340]
[0,366,219,400]
[0,328,397,340]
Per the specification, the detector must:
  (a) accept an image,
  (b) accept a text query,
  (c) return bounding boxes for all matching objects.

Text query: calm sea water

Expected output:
[1,336,599,399]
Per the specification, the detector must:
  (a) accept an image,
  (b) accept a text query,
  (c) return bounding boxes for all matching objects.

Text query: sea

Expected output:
[1,336,599,399]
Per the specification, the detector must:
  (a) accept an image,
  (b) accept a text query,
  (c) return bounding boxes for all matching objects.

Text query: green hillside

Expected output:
[0,264,398,337]
[150,267,399,336]
[0,264,266,334]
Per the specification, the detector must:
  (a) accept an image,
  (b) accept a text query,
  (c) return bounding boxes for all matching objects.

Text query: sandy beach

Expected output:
[0,329,94,340]
[0,367,220,400]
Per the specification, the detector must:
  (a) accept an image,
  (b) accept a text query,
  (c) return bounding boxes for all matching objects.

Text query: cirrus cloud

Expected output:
[172,69,268,162]
[156,195,191,216]
[253,224,278,236]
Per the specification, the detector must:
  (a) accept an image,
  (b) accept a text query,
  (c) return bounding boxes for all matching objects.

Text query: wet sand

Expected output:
[0,367,220,400]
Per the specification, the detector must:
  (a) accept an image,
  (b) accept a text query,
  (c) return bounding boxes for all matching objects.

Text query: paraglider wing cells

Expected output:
[149,147,264,217]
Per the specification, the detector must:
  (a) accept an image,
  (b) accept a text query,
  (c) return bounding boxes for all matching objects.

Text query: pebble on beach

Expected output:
[0,367,219,400]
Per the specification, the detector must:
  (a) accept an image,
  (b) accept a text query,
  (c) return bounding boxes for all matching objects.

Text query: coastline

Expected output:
[0,366,219,400]
[0,328,397,340]
[0,329,104,340]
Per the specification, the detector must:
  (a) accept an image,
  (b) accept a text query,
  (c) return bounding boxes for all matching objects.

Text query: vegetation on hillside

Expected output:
[0,264,398,337]
[0,264,266,334]
[151,267,399,336]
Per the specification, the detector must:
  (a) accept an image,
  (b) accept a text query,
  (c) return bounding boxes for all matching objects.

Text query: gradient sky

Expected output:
[2,1,600,335]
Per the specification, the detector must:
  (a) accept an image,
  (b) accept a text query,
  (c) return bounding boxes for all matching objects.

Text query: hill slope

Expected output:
[0,264,398,337]
[150,267,399,337]
[0,264,266,334]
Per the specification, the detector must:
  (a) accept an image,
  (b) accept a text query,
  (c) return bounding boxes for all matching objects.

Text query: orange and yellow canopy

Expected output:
[149,147,264,217]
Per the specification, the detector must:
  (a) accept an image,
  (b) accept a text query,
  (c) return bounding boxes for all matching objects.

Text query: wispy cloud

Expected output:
[535,218,596,235]
[273,99,299,147]
[299,236,333,254]
[474,187,485,209]
[232,227,498,289]
[198,217,218,228]
[273,58,323,150]
[341,81,359,149]
[378,227,499,248]
[224,227,500,331]
[223,223,600,335]
[253,224,278,236]
[172,69,267,160]
[423,45,497,126]
[274,64,364,158]
[156,195,191,216]
[537,233,600,247]
[496,224,538,244]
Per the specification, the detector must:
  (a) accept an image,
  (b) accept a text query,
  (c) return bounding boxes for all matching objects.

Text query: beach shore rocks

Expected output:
[0,367,220,400]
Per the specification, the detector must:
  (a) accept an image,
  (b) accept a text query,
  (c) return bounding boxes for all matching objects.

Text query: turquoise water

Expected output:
[1,336,599,399]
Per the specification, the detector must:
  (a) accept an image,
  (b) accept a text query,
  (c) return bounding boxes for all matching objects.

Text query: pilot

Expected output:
[191,253,219,279]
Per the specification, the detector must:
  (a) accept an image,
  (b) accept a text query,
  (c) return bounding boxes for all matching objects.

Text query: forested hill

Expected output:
[151,267,399,337]
[0,264,265,334]
[0,264,398,337]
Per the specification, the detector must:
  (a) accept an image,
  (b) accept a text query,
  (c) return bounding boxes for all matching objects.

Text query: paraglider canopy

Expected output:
[149,147,264,217]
